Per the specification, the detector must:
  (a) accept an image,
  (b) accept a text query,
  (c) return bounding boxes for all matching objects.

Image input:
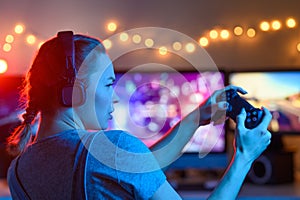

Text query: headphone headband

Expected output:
[57,31,76,81]
[57,31,86,107]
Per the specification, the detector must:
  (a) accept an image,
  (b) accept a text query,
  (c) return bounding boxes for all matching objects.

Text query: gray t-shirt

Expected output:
[8,130,166,199]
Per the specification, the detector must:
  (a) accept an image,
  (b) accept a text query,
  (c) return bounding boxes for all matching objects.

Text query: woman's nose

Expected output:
[112,90,119,104]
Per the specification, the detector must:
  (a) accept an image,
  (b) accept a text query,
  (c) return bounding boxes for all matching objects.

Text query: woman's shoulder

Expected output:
[92,129,150,153]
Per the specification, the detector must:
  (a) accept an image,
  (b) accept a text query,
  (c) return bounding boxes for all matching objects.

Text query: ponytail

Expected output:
[7,108,38,156]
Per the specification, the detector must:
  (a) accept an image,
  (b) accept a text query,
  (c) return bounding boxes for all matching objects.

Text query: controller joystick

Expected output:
[217,89,263,129]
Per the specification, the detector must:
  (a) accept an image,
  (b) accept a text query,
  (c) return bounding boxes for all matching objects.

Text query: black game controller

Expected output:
[218,89,263,129]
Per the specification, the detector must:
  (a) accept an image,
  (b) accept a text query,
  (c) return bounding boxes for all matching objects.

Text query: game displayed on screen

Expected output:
[108,71,226,154]
[229,71,300,133]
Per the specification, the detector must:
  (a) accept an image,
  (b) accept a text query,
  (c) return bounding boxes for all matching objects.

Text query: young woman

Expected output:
[7,31,272,199]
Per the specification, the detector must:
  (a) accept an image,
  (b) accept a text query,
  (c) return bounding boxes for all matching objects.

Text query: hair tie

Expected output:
[22,109,37,124]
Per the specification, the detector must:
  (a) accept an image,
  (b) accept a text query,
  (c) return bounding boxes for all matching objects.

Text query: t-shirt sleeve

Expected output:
[86,130,166,199]
[115,131,166,199]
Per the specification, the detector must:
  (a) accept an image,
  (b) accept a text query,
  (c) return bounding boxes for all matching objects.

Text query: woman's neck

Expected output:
[36,109,84,141]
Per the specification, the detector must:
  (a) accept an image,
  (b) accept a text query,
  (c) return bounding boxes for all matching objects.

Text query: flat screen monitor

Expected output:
[109,70,228,169]
[228,70,300,135]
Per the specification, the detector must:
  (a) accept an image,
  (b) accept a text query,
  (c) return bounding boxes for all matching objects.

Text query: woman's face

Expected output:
[76,52,119,130]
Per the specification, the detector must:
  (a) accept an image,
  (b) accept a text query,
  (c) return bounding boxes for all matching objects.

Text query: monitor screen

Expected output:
[109,70,226,154]
[229,70,300,134]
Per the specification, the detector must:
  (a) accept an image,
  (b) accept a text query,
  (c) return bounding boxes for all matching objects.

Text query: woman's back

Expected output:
[8,130,166,200]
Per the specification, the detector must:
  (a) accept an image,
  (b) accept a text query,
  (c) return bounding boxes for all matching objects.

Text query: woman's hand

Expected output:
[199,85,247,125]
[234,107,272,163]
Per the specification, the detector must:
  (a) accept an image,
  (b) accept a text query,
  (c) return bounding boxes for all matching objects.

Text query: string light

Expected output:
[199,37,209,47]
[286,18,296,28]
[185,43,195,53]
[144,38,154,48]
[107,22,117,32]
[233,26,243,36]
[260,21,270,31]
[220,29,230,39]
[0,59,8,74]
[209,30,218,39]
[247,28,256,38]
[5,35,14,43]
[271,20,281,30]
[102,39,112,50]
[26,35,36,45]
[158,46,168,55]
[3,43,12,52]
[14,24,24,34]
[132,34,142,44]
[297,42,300,52]
[172,42,182,51]
[119,32,129,42]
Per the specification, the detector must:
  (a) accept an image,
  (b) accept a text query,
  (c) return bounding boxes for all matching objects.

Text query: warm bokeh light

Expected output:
[3,43,12,52]
[26,35,36,45]
[260,21,270,31]
[209,30,218,39]
[286,18,296,28]
[102,39,112,50]
[14,24,24,34]
[107,22,117,32]
[132,34,142,44]
[185,43,195,53]
[0,59,8,74]
[119,32,129,42]
[38,41,44,49]
[271,20,281,30]
[199,37,209,47]
[233,26,243,36]
[172,42,182,51]
[5,35,14,43]
[144,38,154,48]
[247,28,256,38]
[297,42,300,52]
[158,46,168,55]
[220,29,230,39]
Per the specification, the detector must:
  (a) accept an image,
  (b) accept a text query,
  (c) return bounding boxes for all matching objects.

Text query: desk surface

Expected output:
[179,182,300,200]
[1,179,300,200]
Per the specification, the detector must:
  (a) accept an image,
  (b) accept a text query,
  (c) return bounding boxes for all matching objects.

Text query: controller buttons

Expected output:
[252,117,257,122]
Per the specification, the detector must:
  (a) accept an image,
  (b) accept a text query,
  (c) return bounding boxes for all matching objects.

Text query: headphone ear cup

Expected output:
[61,81,86,107]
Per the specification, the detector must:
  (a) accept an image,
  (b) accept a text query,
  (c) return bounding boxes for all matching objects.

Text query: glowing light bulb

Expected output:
[220,29,230,39]
[5,35,14,43]
[199,37,209,47]
[172,42,182,51]
[26,35,36,45]
[209,30,218,39]
[107,22,117,32]
[247,28,256,38]
[260,21,270,31]
[271,20,281,30]
[119,32,129,42]
[132,34,142,44]
[103,39,112,49]
[185,43,195,53]
[286,18,296,28]
[233,26,243,36]
[297,42,300,52]
[3,43,12,52]
[159,46,168,55]
[0,59,8,74]
[144,38,154,48]
[14,24,24,34]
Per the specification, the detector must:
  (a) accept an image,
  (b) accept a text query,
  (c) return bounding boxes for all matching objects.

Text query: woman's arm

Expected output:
[149,85,246,168]
[208,108,272,199]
